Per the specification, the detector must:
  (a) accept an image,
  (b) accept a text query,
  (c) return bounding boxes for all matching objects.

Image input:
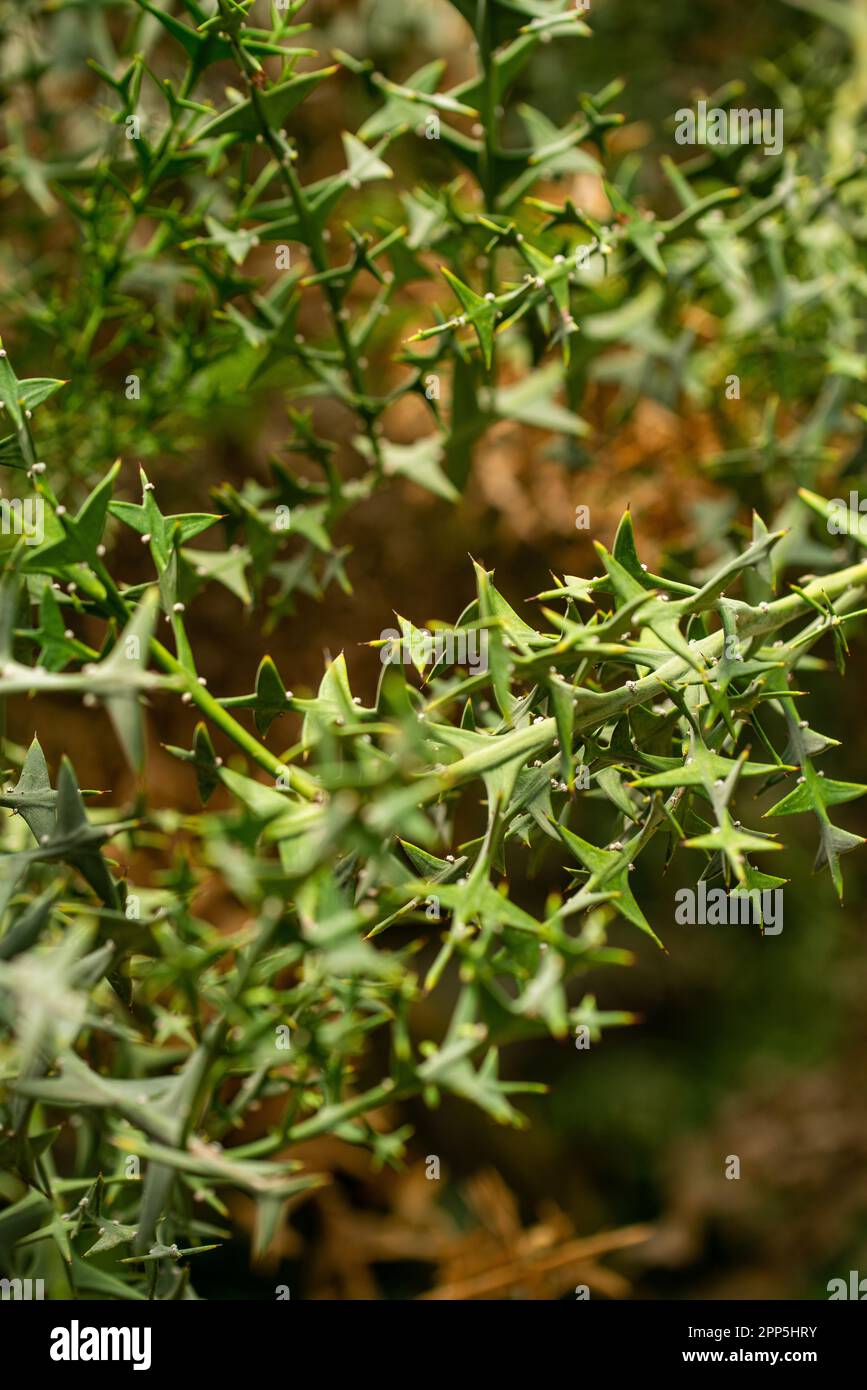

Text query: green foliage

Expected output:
[1,0,866,1299]
[2,0,865,606]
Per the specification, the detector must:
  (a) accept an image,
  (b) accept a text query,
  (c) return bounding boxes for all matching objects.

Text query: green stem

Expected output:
[152,637,319,800]
[86,551,320,799]
[221,10,383,470]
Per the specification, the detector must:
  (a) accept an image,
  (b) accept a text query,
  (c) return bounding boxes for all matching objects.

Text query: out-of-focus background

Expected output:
[4,0,867,1298]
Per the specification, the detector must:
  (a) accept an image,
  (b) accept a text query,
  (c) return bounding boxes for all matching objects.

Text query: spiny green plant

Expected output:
[2,0,865,618]
[2,0,867,1302]
[2,323,867,1294]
